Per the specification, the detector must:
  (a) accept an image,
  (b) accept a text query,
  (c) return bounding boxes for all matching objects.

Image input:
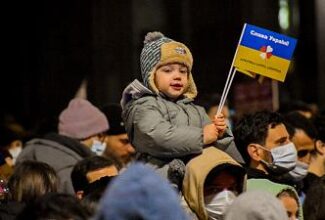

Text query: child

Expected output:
[121,32,243,180]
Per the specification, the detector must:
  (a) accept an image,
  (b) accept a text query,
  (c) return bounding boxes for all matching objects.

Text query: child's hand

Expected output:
[203,124,219,145]
[214,113,227,138]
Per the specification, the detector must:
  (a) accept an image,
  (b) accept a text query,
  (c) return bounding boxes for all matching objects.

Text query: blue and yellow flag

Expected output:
[234,23,297,82]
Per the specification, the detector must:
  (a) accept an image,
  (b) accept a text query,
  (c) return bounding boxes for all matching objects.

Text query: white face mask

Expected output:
[8,146,22,165]
[289,160,309,181]
[259,142,297,175]
[91,140,106,156]
[204,190,236,220]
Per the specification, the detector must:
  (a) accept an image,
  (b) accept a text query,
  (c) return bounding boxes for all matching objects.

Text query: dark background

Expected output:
[2,0,325,132]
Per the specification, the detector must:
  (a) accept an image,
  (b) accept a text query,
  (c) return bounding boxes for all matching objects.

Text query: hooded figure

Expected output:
[182,147,246,220]
[94,162,189,220]
[121,31,243,184]
[247,178,304,220]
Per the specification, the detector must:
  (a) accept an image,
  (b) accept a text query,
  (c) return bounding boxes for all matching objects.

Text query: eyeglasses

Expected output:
[297,149,315,158]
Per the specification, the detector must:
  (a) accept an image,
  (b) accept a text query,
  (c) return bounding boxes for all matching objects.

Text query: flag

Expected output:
[234,23,297,82]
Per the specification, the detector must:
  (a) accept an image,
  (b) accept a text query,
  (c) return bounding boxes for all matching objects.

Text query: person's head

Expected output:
[234,111,295,175]
[309,113,325,176]
[182,147,246,220]
[7,160,58,203]
[279,100,315,119]
[81,176,115,216]
[204,164,246,220]
[17,192,89,220]
[204,164,245,198]
[58,98,109,155]
[0,124,24,166]
[285,111,317,164]
[277,189,299,220]
[71,156,119,199]
[95,162,189,220]
[140,31,197,100]
[225,191,288,220]
[101,103,135,165]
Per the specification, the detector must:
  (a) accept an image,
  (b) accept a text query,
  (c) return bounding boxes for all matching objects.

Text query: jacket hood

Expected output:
[120,79,153,110]
[247,178,303,220]
[120,79,196,110]
[247,179,303,220]
[182,147,246,220]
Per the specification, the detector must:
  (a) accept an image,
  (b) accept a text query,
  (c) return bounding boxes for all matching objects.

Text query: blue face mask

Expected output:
[91,140,107,156]
[259,142,297,175]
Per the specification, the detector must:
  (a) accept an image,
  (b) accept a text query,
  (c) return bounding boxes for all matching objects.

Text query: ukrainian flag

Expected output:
[234,24,297,82]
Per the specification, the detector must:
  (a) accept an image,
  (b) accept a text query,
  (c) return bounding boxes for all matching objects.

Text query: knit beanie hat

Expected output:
[58,98,109,139]
[140,31,197,99]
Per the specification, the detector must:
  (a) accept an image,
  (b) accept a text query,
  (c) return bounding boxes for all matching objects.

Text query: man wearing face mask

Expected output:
[16,98,109,194]
[283,111,318,199]
[182,147,246,220]
[233,111,297,183]
[301,113,325,196]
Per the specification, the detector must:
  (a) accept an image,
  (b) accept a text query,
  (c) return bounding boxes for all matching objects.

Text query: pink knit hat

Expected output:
[58,98,109,139]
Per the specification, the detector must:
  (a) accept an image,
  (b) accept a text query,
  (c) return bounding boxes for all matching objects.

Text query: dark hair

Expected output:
[7,161,58,203]
[71,156,119,192]
[279,100,313,115]
[277,188,299,207]
[101,103,126,135]
[284,111,317,139]
[303,176,325,220]
[17,193,89,220]
[0,124,22,148]
[81,176,115,216]
[312,113,325,142]
[233,110,285,164]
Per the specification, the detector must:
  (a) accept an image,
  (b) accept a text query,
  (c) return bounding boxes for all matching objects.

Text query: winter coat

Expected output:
[182,147,246,220]
[121,80,244,178]
[16,133,94,194]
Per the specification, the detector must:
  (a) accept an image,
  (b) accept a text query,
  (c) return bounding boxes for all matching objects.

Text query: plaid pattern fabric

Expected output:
[140,37,172,87]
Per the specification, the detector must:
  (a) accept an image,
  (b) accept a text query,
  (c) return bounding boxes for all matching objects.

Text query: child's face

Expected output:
[154,63,189,100]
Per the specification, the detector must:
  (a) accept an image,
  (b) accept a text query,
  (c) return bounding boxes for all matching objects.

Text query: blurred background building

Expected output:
[2,0,325,131]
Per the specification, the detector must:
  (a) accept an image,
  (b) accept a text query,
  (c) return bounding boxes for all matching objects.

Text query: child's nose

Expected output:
[173,70,183,79]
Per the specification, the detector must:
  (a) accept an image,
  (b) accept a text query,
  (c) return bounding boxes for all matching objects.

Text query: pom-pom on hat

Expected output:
[58,98,109,139]
[140,31,197,99]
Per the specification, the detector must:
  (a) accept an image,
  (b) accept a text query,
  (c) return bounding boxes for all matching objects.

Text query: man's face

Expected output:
[104,133,135,165]
[292,129,314,164]
[204,170,238,197]
[259,123,291,163]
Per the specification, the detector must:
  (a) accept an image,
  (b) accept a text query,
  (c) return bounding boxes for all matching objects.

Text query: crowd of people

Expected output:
[0,31,324,220]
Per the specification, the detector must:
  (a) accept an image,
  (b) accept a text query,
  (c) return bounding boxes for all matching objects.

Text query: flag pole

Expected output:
[217,23,247,116]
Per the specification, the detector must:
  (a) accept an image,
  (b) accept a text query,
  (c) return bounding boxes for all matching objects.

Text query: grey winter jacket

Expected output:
[16,133,93,194]
[121,80,244,176]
